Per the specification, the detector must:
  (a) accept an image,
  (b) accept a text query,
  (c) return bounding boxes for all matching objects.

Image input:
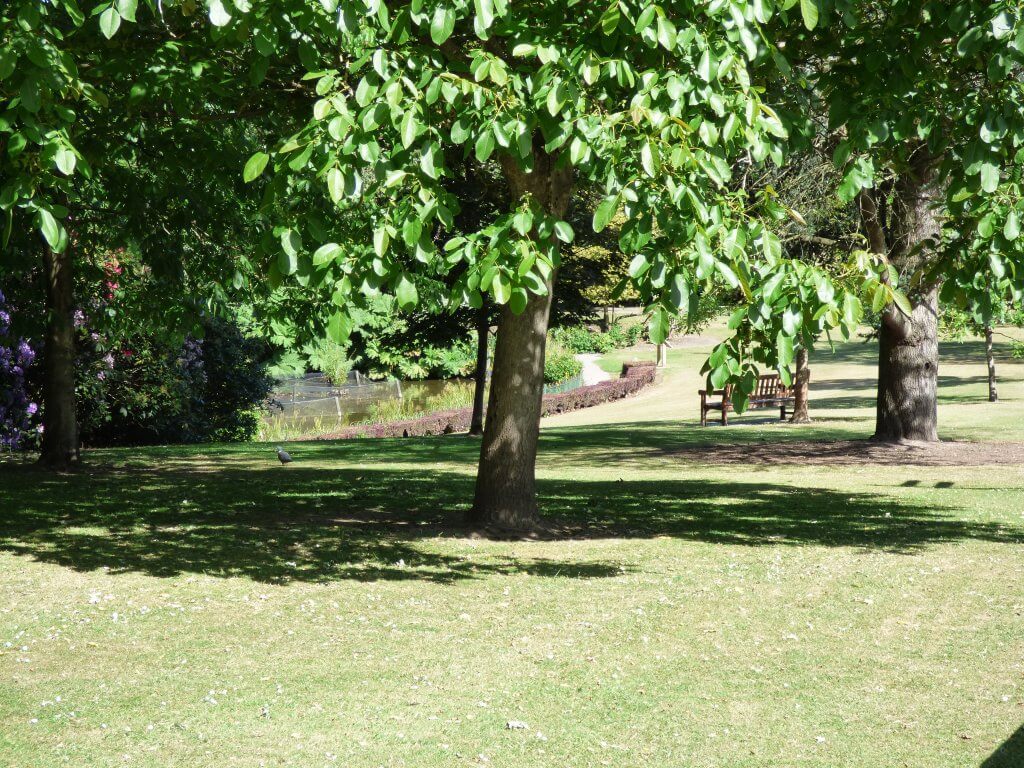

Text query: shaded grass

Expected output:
[2,330,1024,767]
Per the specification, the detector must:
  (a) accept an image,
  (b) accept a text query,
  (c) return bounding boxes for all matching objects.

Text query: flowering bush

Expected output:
[0,289,38,450]
[77,316,273,446]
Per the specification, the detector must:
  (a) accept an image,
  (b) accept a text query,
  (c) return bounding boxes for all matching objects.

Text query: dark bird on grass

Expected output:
[276,446,293,464]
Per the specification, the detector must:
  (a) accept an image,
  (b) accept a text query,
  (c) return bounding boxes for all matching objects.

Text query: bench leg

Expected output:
[700,404,707,427]
[721,402,728,426]
[780,403,786,421]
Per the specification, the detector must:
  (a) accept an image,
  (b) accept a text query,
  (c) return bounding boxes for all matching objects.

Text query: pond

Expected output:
[263,370,585,437]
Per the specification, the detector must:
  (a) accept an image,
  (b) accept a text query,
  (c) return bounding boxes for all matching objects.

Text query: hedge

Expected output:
[316,360,657,440]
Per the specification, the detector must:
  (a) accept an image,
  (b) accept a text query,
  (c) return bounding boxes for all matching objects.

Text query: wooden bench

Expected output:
[699,373,795,426]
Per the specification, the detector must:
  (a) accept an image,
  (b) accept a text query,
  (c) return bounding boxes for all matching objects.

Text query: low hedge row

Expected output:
[317,360,656,440]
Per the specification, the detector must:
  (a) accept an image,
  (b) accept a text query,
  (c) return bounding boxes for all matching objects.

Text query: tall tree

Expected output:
[1,0,286,466]
[239,0,868,531]
[782,1,1024,441]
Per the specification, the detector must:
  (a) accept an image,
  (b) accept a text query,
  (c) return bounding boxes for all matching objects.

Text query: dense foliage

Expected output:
[0,289,37,449]
[543,344,584,385]
[76,316,273,446]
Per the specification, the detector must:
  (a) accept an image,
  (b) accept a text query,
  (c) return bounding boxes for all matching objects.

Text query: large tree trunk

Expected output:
[874,286,939,442]
[39,246,79,468]
[985,324,998,402]
[790,346,811,423]
[469,304,489,436]
[861,148,943,443]
[468,149,572,533]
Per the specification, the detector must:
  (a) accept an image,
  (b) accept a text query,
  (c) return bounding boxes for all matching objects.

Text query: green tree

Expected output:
[239,0,870,531]
[1,0,284,465]
[779,1,1024,441]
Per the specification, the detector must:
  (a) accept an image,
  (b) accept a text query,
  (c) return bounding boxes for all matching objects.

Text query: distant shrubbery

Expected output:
[552,320,645,354]
[544,344,584,384]
[78,316,273,446]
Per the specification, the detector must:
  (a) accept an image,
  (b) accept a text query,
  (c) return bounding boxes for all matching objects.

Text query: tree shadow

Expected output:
[982,723,1024,767]
[2,451,1022,585]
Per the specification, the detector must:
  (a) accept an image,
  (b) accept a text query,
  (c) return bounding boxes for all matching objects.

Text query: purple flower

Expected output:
[26,403,37,416]
[73,309,86,328]
[103,353,115,369]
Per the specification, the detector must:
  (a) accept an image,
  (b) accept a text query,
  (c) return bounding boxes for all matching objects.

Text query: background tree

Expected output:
[1,0,290,465]
[778,0,1024,441]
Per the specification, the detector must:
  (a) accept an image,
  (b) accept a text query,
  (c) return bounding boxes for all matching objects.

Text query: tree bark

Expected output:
[469,304,489,436]
[790,346,811,423]
[39,246,79,468]
[862,148,943,443]
[874,285,939,442]
[986,324,998,403]
[468,147,572,533]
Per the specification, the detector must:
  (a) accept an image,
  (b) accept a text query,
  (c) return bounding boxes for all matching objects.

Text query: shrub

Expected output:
[552,325,614,354]
[552,319,646,354]
[544,344,584,384]
[79,316,273,446]
[309,340,353,385]
[0,290,38,450]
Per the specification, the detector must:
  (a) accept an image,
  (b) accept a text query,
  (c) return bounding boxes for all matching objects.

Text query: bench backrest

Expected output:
[756,374,783,398]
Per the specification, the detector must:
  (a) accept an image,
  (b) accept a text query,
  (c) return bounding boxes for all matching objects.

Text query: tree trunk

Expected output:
[986,324,998,403]
[469,304,489,436]
[861,148,943,443]
[39,246,79,468]
[874,286,939,442]
[656,343,667,368]
[790,346,811,423]
[469,148,572,533]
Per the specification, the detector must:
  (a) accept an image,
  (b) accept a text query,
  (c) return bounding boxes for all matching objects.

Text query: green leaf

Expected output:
[474,131,495,163]
[312,242,343,266]
[38,208,62,250]
[373,227,390,257]
[670,273,689,311]
[990,252,1007,279]
[491,271,510,304]
[99,7,121,38]
[54,147,76,176]
[553,221,574,243]
[430,6,455,45]
[508,287,528,315]
[420,143,439,179]
[116,0,137,22]
[243,152,269,182]
[396,273,419,309]
[327,168,345,202]
[546,82,566,117]
[512,210,533,236]
[1005,210,1020,241]
[776,331,794,368]
[281,229,302,258]
[400,111,420,149]
[474,0,494,29]
[208,0,232,27]
[593,195,619,232]
[799,0,819,30]
[980,162,1000,194]
[649,306,669,345]
[327,312,352,345]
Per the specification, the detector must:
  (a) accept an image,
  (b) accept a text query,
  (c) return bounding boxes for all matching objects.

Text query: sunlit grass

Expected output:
[2,329,1024,767]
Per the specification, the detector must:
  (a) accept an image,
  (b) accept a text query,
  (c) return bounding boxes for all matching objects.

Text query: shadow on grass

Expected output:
[2,435,1022,584]
[983,723,1024,767]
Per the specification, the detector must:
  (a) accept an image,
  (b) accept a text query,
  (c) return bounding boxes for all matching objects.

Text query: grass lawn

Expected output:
[3,329,1024,767]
